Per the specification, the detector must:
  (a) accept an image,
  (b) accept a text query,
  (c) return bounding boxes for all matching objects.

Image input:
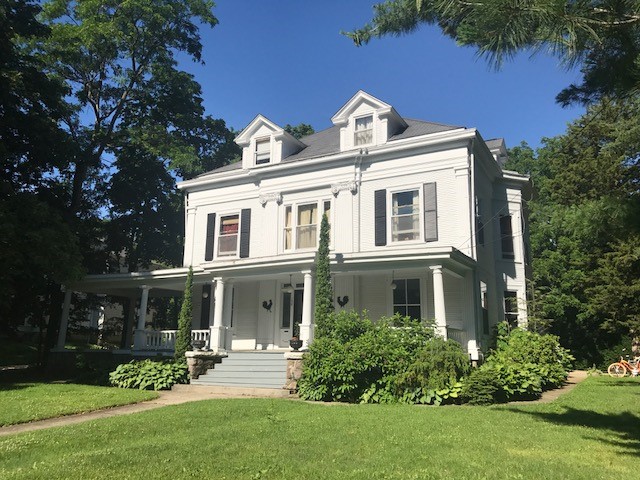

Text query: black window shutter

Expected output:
[374,189,387,246]
[205,213,216,261]
[424,183,438,242]
[200,284,211,329]
[239,208,251,258]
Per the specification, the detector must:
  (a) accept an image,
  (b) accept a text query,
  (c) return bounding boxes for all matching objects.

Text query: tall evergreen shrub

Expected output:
[174,266,193,362]
[314,213,333,333]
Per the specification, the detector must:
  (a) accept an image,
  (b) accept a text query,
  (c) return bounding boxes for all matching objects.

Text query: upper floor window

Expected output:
[500,214,515,259]
[354,115,373,146]
[476,197,485,246]
[218,214,239,256]
[255,138,270,165]
[284,200,331,250]
[391,190,420,242]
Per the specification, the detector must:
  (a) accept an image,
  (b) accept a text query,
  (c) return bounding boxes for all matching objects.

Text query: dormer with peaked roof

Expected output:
[331,90,408,152]
[235,114,306,170]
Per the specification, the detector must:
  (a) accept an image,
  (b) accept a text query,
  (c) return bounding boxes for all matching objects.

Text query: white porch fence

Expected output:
[133,329,211,351]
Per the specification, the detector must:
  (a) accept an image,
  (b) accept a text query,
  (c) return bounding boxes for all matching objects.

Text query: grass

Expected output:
[0,376,638,479]
[0,383,158,426]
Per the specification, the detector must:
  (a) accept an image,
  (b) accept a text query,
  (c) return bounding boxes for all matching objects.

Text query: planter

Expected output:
[289,338,303,351]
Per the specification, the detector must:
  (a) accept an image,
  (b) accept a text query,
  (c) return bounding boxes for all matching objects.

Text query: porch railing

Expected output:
[133,329,211,351]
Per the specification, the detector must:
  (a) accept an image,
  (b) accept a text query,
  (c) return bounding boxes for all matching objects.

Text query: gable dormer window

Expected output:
[354,115,373,146]
[255,137,271,165]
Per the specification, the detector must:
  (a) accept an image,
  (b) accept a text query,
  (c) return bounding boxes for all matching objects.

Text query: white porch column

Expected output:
[55,288,73,350]
[300,272,315,348]
[210,278,226,353]
[222,280,234,351]
[133,285,151,349]
[430,266,447,339]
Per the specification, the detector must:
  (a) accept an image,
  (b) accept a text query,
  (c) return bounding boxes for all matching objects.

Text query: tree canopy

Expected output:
[505,98,640,364]
[347,0,640,104]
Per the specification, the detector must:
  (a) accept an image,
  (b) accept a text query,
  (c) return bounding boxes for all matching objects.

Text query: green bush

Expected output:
[299,311,472,405]
[109,359,188,391]
[464,322,574,403]
[460,368,503,405]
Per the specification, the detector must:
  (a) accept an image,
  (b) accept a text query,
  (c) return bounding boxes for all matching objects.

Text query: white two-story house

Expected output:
[63,91,529,362]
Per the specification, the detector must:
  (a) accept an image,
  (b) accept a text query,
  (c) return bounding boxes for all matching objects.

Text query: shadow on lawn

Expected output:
[507,406,640,456]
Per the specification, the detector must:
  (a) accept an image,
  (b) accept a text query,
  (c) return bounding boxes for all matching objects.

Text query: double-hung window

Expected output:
[393,279,421,320]
[504,291,518,328]
[354,115,373,146]
[284,201,331,250]
[500,214,515,259]
[218,214,239,256]
[255,138,270,165]
[391,190,420,242]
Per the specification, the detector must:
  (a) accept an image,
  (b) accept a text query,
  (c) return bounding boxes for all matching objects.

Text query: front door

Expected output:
[279,289,303,346]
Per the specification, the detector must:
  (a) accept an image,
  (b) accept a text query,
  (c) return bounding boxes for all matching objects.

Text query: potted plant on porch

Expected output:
[289,322,303,351]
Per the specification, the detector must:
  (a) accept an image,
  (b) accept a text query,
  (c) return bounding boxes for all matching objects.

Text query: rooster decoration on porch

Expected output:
[262,299,273,312]
[337,296,349,307]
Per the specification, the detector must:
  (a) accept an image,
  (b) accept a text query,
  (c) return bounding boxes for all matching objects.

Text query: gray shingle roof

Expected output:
[485,138,505,151]
[199,117,464,177]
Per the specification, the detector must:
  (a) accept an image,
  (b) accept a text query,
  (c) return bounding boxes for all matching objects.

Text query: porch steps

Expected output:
[172,384,295,398]
[190,351,288,389]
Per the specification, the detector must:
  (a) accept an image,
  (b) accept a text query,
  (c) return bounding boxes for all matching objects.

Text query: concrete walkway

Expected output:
[0,386,290,437]
[508,370,588,405]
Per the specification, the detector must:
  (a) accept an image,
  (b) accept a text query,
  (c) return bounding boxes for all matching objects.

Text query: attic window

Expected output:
[354,115,373,146]
[255,138,270,165]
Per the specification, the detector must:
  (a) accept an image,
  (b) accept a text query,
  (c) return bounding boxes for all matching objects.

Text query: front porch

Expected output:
[62,249,483,360]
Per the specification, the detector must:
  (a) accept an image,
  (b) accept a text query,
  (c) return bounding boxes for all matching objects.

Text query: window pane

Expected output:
[284,206,292,249]
[323,201,331,224]
[406,279,420,305]
[393,279,406,305]
[298,204,317,225]
[393,305,407,317]
[281,292,291,328]
[297,225,317,248]
[407,305,422,320]
[354,115,373,145]
[218,215,239,256]
[297,203,318,248]
[355,116,372,130]
[255,138,270,164]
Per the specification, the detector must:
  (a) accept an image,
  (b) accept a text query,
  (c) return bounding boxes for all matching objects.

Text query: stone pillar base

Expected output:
[185,351,226,379]
[283,351,304,392]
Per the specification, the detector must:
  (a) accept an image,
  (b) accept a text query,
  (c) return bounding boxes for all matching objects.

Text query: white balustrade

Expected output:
[133,329,211,351]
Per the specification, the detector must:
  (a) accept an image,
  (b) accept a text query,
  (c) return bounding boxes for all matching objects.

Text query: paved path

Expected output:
[508,370,588,405]
[0,388,258,437]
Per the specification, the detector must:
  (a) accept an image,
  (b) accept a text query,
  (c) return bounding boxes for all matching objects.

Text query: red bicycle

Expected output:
[607,354,640,377]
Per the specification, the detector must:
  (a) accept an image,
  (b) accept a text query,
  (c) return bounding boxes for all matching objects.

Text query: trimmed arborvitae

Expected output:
[314,213,334,334]
[174,266,193,362]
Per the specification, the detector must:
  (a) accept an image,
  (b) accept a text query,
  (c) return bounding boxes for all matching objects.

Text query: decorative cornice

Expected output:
[331,181,358,196]
[259,192,283,206]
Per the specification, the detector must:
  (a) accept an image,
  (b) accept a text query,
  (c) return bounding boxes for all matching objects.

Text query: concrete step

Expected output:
[204,370,285,379]
[191,378,285,389]
[215,363,287,371]
[173,383,296,398]
[218,359,287,366]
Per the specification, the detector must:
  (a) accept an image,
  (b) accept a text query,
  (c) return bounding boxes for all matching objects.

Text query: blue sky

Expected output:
[180,1,586,148]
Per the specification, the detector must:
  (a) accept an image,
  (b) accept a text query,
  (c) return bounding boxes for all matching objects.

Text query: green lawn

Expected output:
[0,376,638,479]
[0,383,158,426]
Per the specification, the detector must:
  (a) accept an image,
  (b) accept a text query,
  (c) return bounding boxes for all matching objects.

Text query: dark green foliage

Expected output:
[472,322,574,402]
[174,267,193,363]
[313,214,333,331]
[460,368,503,405]
[284,123,315,140]
[347,0,640,104]
[506,99,640,365]
[109,359,188,391]
[397,337,471,392]
[299,311,471,405]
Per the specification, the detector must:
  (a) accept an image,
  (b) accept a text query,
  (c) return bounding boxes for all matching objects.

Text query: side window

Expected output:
[504,291,518,328]
[500,214,515,259]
